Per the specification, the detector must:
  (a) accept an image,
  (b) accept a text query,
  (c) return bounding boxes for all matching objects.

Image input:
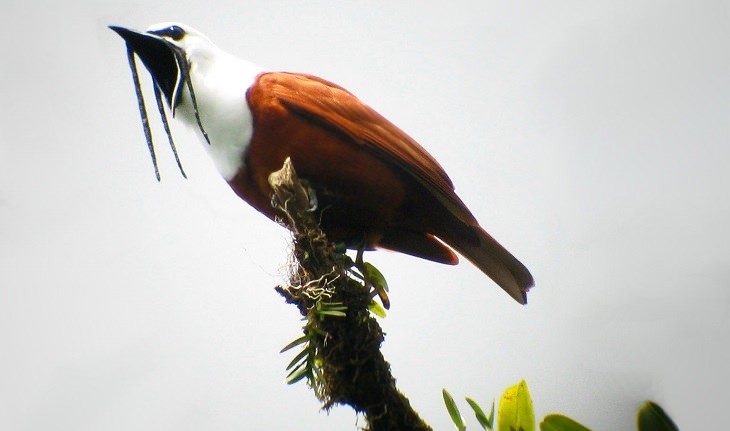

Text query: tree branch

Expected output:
[269,157,432,431]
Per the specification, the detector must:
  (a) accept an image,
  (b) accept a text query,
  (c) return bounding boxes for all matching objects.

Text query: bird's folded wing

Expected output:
[261,72,477,225]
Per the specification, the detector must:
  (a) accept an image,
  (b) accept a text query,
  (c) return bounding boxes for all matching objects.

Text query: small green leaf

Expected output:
[285,364,309,384]
[540,414,591,431]
[285,347,310,371]
[317,309,347,317]
[498,380,535,431]
[443,389,467,431]
[280,335,309,353]
[368,300,387,318]
[363,262,389,292]
[466,397,494,430]
[637,401,678,431]
[316,302,347,317]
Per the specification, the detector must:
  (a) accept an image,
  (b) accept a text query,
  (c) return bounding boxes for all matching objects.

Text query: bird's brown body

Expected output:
[233,72,533,303]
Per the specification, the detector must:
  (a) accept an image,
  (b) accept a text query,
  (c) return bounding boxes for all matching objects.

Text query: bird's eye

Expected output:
[150,25,186,41]
[166,25,185,41]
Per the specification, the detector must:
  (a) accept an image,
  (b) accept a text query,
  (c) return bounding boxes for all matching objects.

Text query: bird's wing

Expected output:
[259,72,477,225]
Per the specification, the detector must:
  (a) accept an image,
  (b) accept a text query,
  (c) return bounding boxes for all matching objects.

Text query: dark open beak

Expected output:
[109,25,185,110]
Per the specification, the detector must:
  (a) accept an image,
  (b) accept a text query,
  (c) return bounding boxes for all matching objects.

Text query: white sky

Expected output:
[1,1,728,429]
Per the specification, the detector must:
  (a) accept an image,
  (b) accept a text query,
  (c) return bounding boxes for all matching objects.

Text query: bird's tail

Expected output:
[445,224,534,304]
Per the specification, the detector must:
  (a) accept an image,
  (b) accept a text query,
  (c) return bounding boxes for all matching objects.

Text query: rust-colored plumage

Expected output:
[229,72,533,303]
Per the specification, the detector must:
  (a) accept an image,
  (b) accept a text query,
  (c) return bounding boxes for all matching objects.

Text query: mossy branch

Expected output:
[269,157,431,431]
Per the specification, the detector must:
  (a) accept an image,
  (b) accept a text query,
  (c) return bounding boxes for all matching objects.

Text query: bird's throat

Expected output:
[175,53,263,180]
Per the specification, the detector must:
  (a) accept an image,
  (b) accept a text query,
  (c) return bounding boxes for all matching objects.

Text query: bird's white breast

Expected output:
[175,51,263,180]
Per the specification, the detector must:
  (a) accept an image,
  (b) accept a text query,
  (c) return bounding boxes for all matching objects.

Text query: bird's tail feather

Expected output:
[446,225,534,304]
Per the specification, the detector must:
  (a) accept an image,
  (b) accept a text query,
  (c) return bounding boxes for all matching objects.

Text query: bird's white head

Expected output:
[110,22,263,180]
[109,22,220,113]
[144,22,218,64]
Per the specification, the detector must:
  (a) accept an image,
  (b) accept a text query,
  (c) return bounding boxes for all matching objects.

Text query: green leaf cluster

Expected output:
[279,249,391,400]
[280,301,346,398]
[443,389,495,431]
[444,380,678,431]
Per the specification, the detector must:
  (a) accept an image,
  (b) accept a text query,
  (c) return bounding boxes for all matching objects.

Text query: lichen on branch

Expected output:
[269,157,431,431]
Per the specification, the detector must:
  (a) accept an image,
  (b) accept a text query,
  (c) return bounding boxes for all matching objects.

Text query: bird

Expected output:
[110,22,534,304]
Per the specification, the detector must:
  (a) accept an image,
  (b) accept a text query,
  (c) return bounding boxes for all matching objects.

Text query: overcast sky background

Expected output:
[1,1,728,429]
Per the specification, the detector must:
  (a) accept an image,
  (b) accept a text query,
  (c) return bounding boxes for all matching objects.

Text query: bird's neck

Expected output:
[175,49,264,180]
